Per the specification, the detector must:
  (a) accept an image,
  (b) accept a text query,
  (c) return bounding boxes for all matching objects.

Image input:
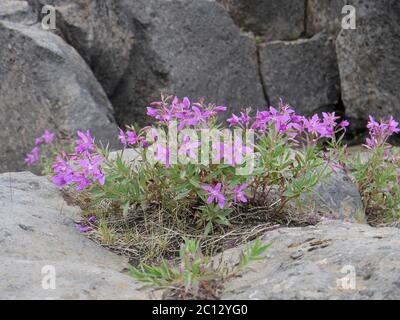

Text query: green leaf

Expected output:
[204,221,213,236]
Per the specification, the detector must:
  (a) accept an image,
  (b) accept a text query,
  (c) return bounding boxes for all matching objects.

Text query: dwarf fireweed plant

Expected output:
[27,96,348,247]
[30,95,400,270]
[346,116,400,223]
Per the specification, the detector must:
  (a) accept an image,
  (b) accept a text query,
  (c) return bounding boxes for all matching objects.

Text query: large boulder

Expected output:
[33,0,134,97]
[0,172,148,299]
[297,171,366,223]
[223,221,400,300]
[0,0,37,25]
[336,0,400,128]
[0,21,118,173]
[112,0,267,125]
[217,0,305,39]
[260,32,340,115]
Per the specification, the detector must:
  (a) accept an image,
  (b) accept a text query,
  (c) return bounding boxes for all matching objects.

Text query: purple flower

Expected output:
[88,216,97,223]
[251,110,269,131]
[126,130,138,145]
[365,115,400,149]
[303,114,322,135]
[118,129,127,146]
[178,136,200,160]
[233,183,249,204]
[322,112,339,127]
[182,97,191,109]
[339,120,350,128]
[141,139,150,149]
[78,155,105,186]
[25,147,40,166]
[75,224,93,233]
[75,130,95,154]
[52,156,74,187]
[387,116,400,135]
[240,112,251,125]
[35,130,55,145]
[215,106,227,112]
[72,172,92,191]
[42,130,55,143]
[227,114,241,127]
[201,183,226,209]
[147,107,159,118]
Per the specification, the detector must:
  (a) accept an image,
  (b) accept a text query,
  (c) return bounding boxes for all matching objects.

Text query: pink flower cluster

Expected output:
[302,113,349,138]
[227,100,349,140]
[52,131,106,191]
[365,116,400,149]
[151,133,253,168]
[147,96,227,130]
[201,182,249,209]
[25,130,56,165]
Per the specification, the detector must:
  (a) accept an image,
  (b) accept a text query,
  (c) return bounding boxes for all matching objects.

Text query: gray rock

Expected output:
[0,172,149,300]
[297,171,366,223]
[307,0,347,36]
[336,0,400,128]
[217,0,305,40]
[112,0,266,125]
[222,221,400,300]
[0,21,118,173]
[260,32,341,115]
[0,0,38,25]
[34,0,134,96]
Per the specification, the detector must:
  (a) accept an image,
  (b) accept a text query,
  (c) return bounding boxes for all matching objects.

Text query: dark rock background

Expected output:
[0,0,399,172]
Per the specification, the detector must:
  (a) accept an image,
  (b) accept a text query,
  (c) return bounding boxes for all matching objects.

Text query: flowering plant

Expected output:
[26,95,400,297]
[27,95,351,234]
[27,95,400,263]
[346,116,400,222]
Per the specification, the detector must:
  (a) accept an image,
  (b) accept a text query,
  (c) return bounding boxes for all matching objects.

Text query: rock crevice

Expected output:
[222,221,400,300]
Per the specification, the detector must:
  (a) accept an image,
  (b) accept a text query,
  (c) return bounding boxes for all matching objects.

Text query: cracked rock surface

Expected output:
[217,0,304,40]
[336,0,400,128]
[222,221,400,300]
[260,32,340,115]
[0,172,148,300]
